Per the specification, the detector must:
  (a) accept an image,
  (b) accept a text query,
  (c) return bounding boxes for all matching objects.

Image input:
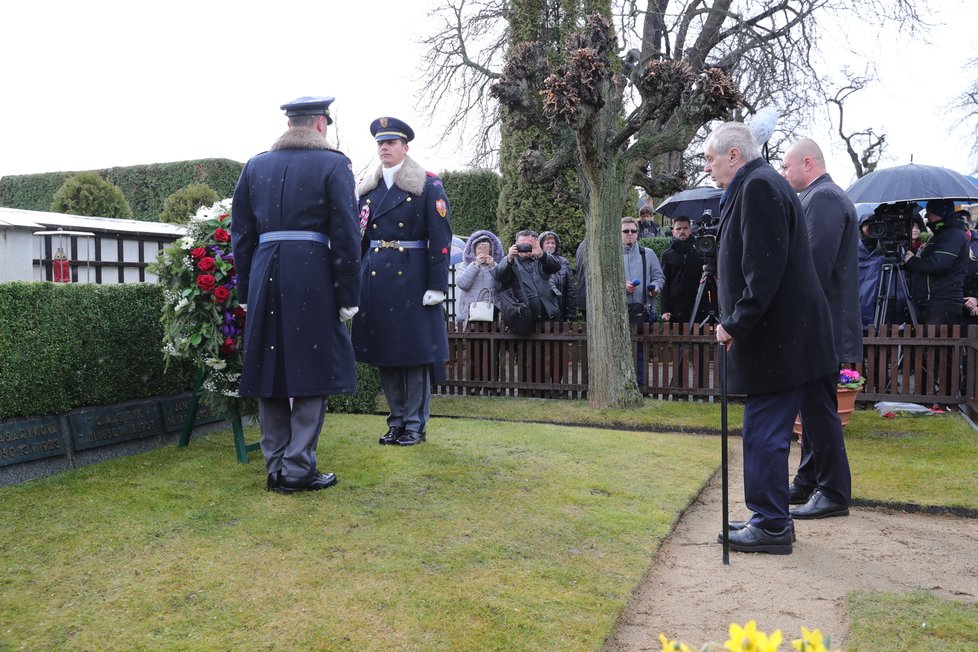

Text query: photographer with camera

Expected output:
[622,217,665,325]
[902,199,971,326]
[494,230,561,331]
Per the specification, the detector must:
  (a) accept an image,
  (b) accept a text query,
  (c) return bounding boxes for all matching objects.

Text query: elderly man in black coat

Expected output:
[232,96,362,494]
[779,138,859,514]
[706,122,842,555]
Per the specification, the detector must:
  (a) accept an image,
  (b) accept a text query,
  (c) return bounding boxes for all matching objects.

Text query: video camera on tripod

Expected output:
[693,209,720,270]
[862,202,915,256]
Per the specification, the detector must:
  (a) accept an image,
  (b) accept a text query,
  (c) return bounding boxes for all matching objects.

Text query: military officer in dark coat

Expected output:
[706,122,841,555]
[232,96,361,493]
[352,117,452,446]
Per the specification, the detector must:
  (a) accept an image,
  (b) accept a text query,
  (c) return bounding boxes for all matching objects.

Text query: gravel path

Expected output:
[604,442,978,650]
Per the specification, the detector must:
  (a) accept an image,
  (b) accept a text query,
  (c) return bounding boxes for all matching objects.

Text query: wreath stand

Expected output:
[177,367,260,463]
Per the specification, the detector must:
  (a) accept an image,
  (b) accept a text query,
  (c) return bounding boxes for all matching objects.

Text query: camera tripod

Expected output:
[689,263,720,329]
[873,252,918,329]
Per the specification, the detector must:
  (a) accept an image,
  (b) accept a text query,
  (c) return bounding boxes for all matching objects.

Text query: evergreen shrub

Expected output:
[49,172,133,219]
[160,184,219,224]
[439,169,500,238]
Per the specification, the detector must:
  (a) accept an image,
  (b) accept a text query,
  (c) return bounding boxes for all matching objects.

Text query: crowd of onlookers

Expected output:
[454,206,719,332]
[455,201,978,334]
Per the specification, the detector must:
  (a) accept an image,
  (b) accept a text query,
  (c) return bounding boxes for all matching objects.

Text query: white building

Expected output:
[0,207,185,284]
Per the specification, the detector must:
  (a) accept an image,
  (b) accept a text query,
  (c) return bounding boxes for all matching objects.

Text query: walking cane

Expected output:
[719,340,729,564]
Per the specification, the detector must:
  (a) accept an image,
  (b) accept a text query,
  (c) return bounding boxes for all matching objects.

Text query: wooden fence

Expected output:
[438,321,978,418]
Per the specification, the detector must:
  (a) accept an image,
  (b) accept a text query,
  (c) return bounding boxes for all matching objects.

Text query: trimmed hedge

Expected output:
[439,169,500,237]
[0,283,193,419]
[0,158,243,222]
[0,282,380,421]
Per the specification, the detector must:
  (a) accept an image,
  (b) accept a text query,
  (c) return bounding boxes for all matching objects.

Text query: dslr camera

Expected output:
[862,202,914,256]
[693,209,720,268]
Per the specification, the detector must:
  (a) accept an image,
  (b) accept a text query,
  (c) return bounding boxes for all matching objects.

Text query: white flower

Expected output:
[218,198,232,212]
[173,297,191,314]
[204,357,227,370]
[179,236,195,250]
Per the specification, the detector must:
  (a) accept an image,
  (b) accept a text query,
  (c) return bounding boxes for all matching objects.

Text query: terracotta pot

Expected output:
[793,387,859,437]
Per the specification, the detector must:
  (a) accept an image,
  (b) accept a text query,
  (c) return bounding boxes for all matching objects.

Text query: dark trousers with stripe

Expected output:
[259,396,327,479]
[379,365,431,434]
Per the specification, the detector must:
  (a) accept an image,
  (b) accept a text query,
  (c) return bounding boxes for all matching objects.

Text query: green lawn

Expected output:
[2,397,975,650]
[0,413,716,650]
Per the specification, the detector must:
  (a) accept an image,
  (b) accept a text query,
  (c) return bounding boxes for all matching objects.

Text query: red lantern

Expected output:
[53,247,71,283]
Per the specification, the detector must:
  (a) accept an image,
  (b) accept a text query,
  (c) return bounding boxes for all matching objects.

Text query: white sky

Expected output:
[1,0,974,190]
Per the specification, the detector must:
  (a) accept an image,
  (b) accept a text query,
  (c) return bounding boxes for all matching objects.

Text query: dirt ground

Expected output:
[604,443,978,650]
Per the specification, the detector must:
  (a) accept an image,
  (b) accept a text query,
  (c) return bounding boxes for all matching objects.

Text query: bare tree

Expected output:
[826,73,887,179]
[953,55,978,170]
[421,0,924,408]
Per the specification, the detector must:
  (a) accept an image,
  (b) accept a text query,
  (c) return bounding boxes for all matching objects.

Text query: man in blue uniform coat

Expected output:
[705,122,840,555]
[352,117,452,446]
[232,96,361,493]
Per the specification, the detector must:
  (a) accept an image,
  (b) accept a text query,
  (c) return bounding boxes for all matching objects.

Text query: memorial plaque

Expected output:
[69,401,162,451]
[0,416,65,467]
[159,394,225,432]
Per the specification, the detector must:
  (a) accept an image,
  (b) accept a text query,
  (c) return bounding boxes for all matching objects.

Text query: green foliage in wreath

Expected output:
[149,199,255,417]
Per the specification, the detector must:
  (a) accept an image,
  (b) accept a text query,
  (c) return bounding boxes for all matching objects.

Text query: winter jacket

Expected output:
[493,252,561,322]
[539,231,577,320]
[660,236,711,325]
[622,242,665,315]
[903,217,971,308]
[455,229,504,323]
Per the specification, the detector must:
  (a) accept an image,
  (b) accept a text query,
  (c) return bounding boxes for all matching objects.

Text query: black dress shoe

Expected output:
[721,523,793,554]
[719,516,796,542]
[790,489,849,519]
[277,470,338,493]
[789,481,815,505]
[395,430,426,446]
[266,470,282,492]
[379,426,404,445]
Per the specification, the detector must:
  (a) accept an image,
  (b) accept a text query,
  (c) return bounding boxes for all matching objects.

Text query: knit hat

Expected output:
[925,199,955,220]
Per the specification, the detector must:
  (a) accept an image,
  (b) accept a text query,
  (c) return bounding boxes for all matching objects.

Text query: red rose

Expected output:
[190,247,206,259]
[197,256,216,272]
[219,213,229,222]
[196,274,216,292]
[213,286,230,302]
[220,338,237,355]
[214,228,230,243]
[233,306,246,319]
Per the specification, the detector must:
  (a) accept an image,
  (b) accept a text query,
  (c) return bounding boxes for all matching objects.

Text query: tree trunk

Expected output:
[579,122,643,409]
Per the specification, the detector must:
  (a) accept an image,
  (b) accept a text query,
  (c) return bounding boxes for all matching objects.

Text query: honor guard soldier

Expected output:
[231,95,362,493]
[352,117,452,446]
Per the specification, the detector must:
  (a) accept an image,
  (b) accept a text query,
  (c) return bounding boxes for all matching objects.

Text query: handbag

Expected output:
[467,288,495,322]
[497,286,535,336]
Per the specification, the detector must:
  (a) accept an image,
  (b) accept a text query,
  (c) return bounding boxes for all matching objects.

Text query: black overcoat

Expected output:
[798,174,863,363]
[231,130,361,398]
[351,156,452,367]
[717,158,837,395]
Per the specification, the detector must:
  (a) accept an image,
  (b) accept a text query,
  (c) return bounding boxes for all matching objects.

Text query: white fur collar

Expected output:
[269,127,333,152]
[358,155,426,197]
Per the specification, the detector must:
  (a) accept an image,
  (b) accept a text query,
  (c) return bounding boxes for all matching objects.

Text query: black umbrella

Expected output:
[655,187,723,222]
[846,163,978,204]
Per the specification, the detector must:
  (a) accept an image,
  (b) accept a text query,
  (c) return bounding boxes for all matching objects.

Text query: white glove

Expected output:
[422,290,446,306]
[339,306,359,321]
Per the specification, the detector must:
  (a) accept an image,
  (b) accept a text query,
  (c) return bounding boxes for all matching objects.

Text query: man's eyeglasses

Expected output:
[621,229,638,234]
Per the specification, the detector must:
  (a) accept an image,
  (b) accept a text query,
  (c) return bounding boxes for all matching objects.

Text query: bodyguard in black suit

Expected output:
[232,96,362,494]
[352,117,452,446]
[780,138,860,514]
[706,122,840,555]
